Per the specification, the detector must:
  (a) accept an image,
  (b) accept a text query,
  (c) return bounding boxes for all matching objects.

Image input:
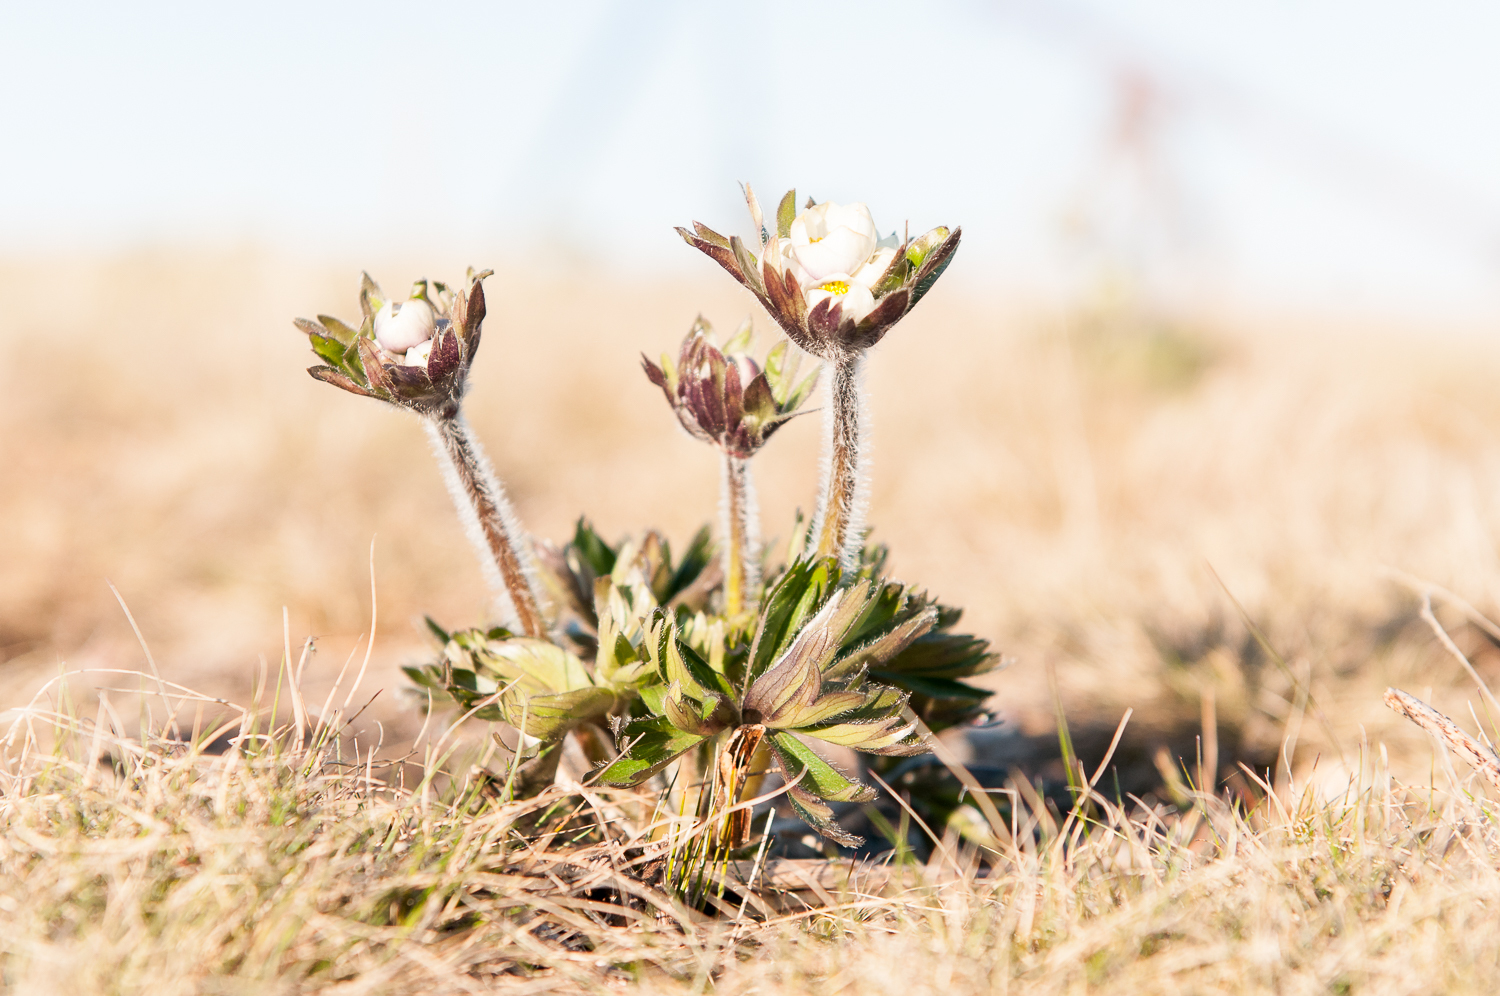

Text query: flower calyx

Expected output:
[297,268,494,420]
[642,316,818,460]
[677,186,961,360]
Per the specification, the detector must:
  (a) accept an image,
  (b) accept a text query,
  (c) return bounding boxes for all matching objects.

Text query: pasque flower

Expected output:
[297,268,549,640]
[642,316,817,460]
[643,316,817,615]
[677,187,959,360]
[298,270,492,421]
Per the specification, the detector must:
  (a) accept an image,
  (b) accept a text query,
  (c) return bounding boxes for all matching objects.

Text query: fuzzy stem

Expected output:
[426,414,547,638]
[813,352,866,567]
[721,453,761,615]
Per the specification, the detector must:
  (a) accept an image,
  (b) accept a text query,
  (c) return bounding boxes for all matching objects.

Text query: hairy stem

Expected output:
[814,352,866,567]
[721,453,761,615]
[426,414,546,638]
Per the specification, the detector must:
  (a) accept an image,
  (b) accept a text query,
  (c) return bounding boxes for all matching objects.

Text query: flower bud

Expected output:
[374,298,436,354]
[403,338,434,367]
[905,227,951,269]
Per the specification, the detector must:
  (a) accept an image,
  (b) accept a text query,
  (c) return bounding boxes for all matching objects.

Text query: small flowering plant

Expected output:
[296,184,1001,862]
[677,188,960,360]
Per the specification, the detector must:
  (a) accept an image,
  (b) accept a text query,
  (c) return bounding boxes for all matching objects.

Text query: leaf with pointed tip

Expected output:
[746,558,836,680]
[857,288,910,335]
[306,330,351,371]
[502,686,618,740]
[317,314,362,345]
[424,616,451,644]
[677,228,747,288]
[909,227,961,309]
[807,296,844,341]
[786,785,862,847]
[776,690,867,729]
[307,365,374,397]
[481,638,594,694]
[742,182,767,246]
[465,278,487,337]
[691,221,731,249]
[729,235,764,296]
[359,272,385,322]
[827,607,939,679]
[801,714,923,754]
[777,189,797,238]
[770,731,875,803]
[745,646,820,726]
[663,684,731,736]
[740,374,779,433]
[353,338,391,393]
[596,716,706,786]
[723,316,754,356]
[572,518,617,577]
[426,329,462,382]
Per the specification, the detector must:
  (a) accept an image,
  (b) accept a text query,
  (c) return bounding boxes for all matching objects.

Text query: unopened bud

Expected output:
[374,298,436,353]
[403,338,433,367]
[905,227,950,269]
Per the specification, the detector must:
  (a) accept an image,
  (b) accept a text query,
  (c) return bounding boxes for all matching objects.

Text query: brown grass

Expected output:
[6,249,1500,991]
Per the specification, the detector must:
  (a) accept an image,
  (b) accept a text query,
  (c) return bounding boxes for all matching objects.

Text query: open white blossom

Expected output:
[804,277,876,323]
[787,203,880,284]
[374,298,436,354]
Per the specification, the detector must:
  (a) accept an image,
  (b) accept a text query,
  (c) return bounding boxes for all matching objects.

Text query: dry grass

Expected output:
[7,249,1500,991]
[4,667,1500,994]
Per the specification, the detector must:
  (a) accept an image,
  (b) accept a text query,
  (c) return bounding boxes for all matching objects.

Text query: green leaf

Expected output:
[502,686,617,740]
[828,607,939,679]
[316,314,362,345]
[572,518,617,577]
[722,316,754,356]
[769,731,874,803]
[775,690,866,729]
[776,189,797,239]
[786,785,862,847]
[596,717,706,786]
[423,616,450,644]
[872,673,991,704]
[479,638,593,694]
[729,235,765,296]
[746,558,836,680]
[359,272,385,322]
[664,525,713,601]
[306,331,350,371]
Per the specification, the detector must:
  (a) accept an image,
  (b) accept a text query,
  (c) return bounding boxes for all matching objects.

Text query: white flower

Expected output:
[403,338,434,367]
[374,298,436,354]
[804,276,876,324]
[854,246,897,289]
[760,234,809,286]
[787,202,880,284]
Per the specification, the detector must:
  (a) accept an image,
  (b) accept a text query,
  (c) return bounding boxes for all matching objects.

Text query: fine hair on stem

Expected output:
[425,413,547,637]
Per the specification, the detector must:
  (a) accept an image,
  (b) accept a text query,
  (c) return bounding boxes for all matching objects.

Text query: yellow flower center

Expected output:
[819,280,850,295]
[808,235,824,243]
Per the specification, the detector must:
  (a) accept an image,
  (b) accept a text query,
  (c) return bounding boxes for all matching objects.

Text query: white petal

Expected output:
[805,275,876,325]
[853,247,898,289]
[761,235,810,286]
[820,202,878,244]
[789,201,832,245]
[403,338,434,367]
[788,225,877,283]
[374,298,436,353]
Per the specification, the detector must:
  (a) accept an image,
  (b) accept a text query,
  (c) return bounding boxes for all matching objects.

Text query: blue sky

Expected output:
[4,1,1500,318]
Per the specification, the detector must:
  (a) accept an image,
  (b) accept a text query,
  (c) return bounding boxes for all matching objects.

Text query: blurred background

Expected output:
[7,0,1500,791]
